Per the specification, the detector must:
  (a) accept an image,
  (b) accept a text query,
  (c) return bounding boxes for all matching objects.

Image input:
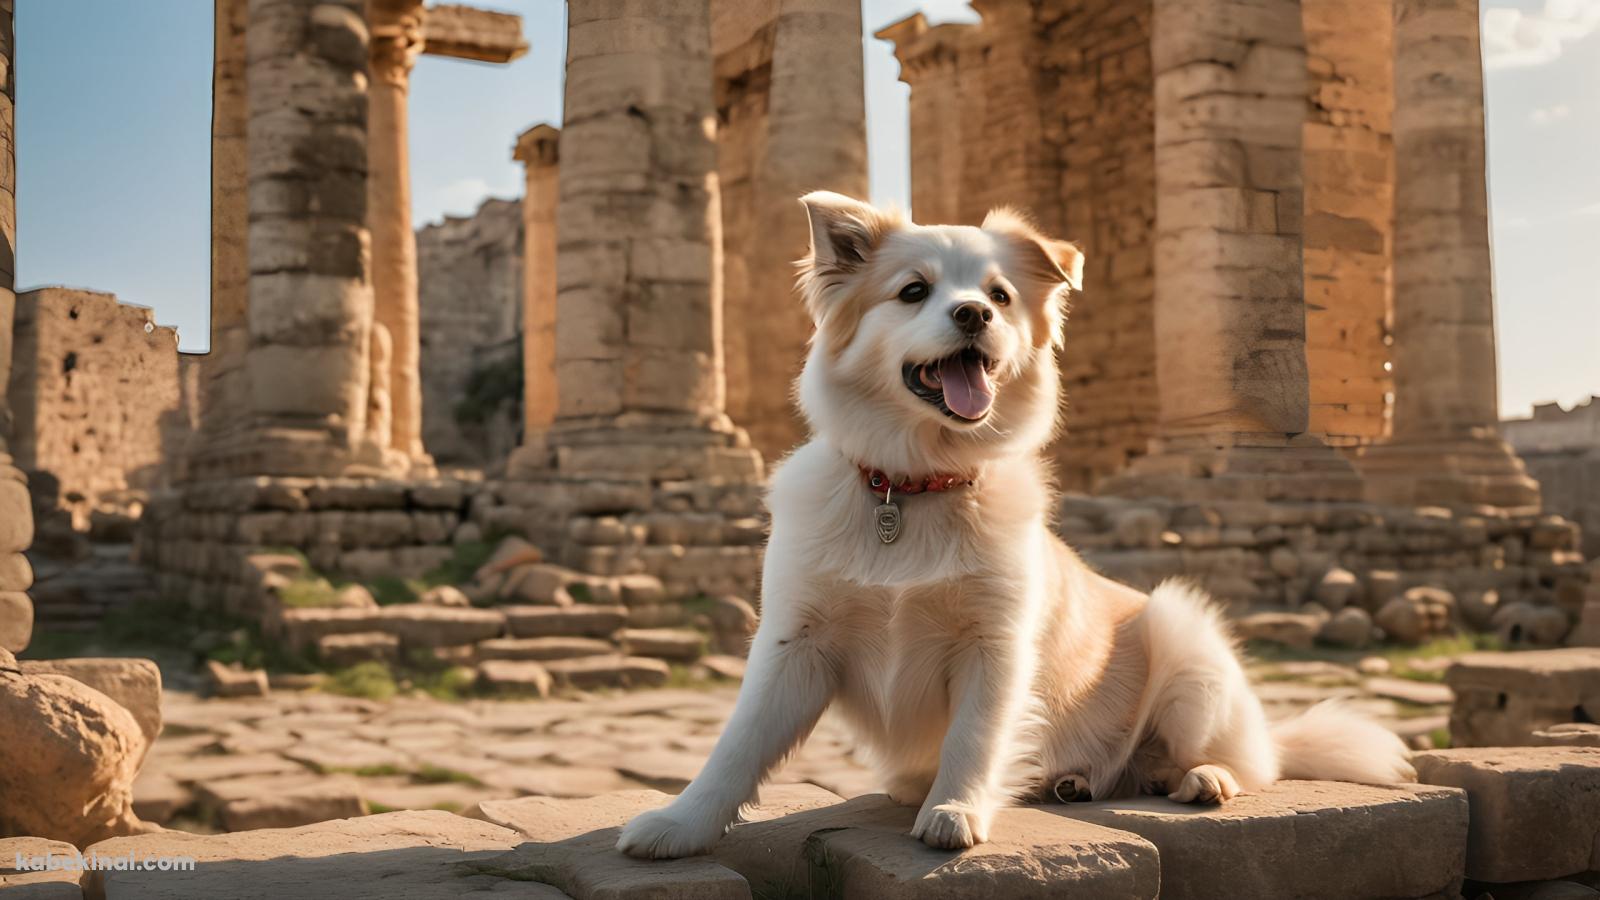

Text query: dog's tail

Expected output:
[1271,700,1416,784]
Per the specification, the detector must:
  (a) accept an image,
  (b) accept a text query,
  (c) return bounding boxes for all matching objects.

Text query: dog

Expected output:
[617,191,1415,859]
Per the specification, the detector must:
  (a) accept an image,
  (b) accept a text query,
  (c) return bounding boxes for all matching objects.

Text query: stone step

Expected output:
[503,605,628,639]
[1056,780,1467,900]
[619,628,705,662]
[476,636,618,662]
[541,655,671,691]
[477,660,554,698]
[1415,746,1600,883]
[315,631,400,667]
[81,809,564,899]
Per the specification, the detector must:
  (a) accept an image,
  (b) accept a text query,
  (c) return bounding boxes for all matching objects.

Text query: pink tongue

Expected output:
[939,354,994,420]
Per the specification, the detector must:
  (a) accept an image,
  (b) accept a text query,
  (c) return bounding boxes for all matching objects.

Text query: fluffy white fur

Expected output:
[616,192,1414,859]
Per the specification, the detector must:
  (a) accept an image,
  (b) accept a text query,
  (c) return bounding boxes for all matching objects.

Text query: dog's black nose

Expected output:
[951,302,993,336]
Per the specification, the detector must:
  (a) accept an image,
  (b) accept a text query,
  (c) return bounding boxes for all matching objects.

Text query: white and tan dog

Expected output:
[617,192,1414,858]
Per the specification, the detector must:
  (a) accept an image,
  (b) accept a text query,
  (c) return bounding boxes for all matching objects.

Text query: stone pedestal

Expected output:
[1098,0,1362,503]
[367,0,431,473]
[1358,0,1538,514]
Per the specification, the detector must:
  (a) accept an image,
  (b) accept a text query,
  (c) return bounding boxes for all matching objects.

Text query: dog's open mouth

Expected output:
[902,348,997,422]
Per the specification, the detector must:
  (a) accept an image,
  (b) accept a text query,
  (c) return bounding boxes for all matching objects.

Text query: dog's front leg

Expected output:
[617,565,840,859]
[912,587,1037,850]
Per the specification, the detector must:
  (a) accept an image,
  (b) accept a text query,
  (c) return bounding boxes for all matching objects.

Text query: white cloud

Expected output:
[431,177,494,218]
[1483,0,1600,70]
[1529,102,1572,124]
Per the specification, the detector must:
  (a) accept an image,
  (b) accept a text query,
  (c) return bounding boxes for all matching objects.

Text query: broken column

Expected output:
[366,0,429,471]
[1098,0,1362,502]
[714,0,869,461]
[0,0,33,655]
[540,0,760,482]
[1358,0,1540,512]
[242,0,377,476]
[511,124,560,467]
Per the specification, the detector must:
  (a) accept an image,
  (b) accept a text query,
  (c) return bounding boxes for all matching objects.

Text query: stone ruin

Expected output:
[1505,397,1600,558]
[1,1,1600,896]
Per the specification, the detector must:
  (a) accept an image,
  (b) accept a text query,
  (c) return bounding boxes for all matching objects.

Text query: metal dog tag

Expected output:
[875,485,902,544]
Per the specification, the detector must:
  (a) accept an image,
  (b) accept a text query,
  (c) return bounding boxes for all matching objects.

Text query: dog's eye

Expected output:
[989,288,1010,306]
[898,281,930,303]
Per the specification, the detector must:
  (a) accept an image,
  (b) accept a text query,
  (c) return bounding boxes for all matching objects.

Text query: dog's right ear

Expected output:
[799,191,896,277]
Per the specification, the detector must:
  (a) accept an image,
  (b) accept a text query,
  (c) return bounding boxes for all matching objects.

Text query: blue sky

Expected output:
[15,0,1599,418]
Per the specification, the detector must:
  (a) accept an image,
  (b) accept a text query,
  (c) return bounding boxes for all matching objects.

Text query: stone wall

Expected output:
[1057,493,1590,642]
[1505,398,1600,557]
[6,288,186,524]
[415,198,523,468]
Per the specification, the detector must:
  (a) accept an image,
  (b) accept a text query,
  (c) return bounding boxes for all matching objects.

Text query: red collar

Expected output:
[860,466,975,500]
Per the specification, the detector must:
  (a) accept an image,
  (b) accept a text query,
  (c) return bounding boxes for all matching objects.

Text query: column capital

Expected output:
[369,0,424,84]
[513,123,560,169]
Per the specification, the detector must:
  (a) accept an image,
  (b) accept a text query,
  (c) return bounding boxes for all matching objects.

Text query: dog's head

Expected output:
[794,191,1082,474]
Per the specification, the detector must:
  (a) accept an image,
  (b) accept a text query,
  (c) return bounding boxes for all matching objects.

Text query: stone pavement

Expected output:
[131,655,1458,834]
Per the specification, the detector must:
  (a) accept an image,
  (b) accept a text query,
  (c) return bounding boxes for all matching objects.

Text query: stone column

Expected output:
[510,124,559,473]
[189,0,252,480]
[367,0,429,470]
[1358,0,1539,511]
[0,0,34,654]
[243,0,377,476]
[1099,0,1362,502]
[544,0,760,482]
[875,14,969,227]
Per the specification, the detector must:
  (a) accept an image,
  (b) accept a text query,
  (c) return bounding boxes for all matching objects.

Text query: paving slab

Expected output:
[1,836,85,899]
[469,791,749,900]
[81,810,568,899]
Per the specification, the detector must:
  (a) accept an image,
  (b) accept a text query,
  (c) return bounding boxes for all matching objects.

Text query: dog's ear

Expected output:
[983,207,1083,348]
[799,191,897,276]
[982,207,1083,291]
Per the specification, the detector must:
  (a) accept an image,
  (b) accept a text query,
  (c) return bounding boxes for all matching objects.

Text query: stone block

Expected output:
[1,836,83,897]
[477,660,554,698]
[619,628,705,661]
[1059,781,1467,900]
[18,659,162,765]
[504,605,628,639]
[275,607,385,653]
[82,809,553,899]
[1233,610,1321,648]
[467,790,751,900]
[475,637,616,662]
[1446,649,1600,747]
[315,632,399,667]
[1,591,34,653]
[205,661,269,699]
[1414,747,1600,883]
[542,655,670,691]
[375,605,505,648]
[720,792,1158,899]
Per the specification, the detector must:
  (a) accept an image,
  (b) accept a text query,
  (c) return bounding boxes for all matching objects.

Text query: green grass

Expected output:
[323,662,399,701]
[416,764,483,787]
[1427,726,1452,749]
[275,575,342,609]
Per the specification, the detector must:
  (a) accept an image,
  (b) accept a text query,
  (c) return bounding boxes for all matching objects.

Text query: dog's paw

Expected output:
[910,802,989,850]
[616,806,724,859]
[1168,764,1240,804]
[1050,772,1092,803]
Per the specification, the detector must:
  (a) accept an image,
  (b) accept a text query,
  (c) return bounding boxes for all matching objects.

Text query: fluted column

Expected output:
[1098,0,1362,502]
[513,124,560,445]
[243,0,376,476]
[367,0,429,470]
[0,0,34,653]
[1359,0,1539,511]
